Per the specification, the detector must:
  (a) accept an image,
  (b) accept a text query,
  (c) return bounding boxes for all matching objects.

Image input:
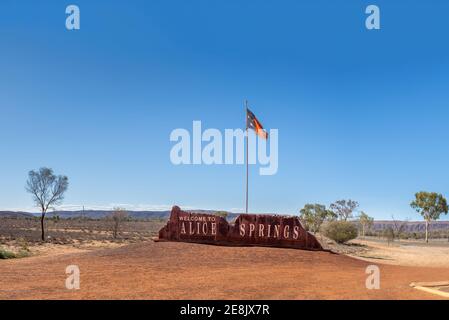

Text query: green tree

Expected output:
[26,167,69,241]
[299,204,336,233]
[358,211,374,238]
[410,192,448,243]
[330,199,359,221]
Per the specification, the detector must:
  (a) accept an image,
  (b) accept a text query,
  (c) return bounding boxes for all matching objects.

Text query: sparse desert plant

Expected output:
[51,214,60,224]
[384,227,395,245]
[109,208,128,239]
[0,248,16,259]
[321,221,358,244]
[17,237,30,252]
[16,249,31,258]
[391,215,409,242]
[0,246,29,259]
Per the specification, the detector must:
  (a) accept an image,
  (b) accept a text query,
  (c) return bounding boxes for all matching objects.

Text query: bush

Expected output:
[322,221,358,244]
[0,249,16,259]
[0,247,30,259]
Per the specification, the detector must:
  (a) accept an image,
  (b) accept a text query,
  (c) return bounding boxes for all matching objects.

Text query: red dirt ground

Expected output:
[1,241,448,300]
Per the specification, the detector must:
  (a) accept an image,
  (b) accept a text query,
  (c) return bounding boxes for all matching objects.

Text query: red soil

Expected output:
[1,241,448,300]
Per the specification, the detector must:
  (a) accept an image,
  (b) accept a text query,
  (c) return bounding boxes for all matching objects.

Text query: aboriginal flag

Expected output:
[246,108,268,139]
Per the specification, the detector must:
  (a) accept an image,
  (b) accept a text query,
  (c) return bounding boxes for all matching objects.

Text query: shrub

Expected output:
[0,247,30,259]
[0,249,16,259]
[17,238,30,252]
[322,221,358,244]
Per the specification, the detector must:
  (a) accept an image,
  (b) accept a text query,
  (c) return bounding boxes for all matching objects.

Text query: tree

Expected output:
[26,167,69,241]
[383,227,395,245]
[391,215,409,242]
[358,211,374,238]
[330,199,359,221]
[299,204,336,233]
[110,208,128,239]
[410,192,448,243]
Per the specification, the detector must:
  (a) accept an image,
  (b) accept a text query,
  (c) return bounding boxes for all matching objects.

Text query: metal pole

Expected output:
[245,100,249,214]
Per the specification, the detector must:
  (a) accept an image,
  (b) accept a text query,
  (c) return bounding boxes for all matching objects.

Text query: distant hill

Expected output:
[372,220,449,232]
[0,209,234,220]
[0,211,34,218]
[52,210,173,219]
[0,210,172,219]
[3,210,446,231]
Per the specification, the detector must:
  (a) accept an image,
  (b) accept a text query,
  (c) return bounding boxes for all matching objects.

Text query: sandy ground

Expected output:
[1,241,449,300]
[348,239,449,268]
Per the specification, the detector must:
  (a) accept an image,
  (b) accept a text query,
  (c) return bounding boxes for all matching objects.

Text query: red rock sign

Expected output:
[158,206,323,251]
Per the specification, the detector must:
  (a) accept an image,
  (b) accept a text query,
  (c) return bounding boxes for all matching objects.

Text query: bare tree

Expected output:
[110,208,128,239]
[391,215,409,242]
[25,167,69,241]
[384,227,395,245]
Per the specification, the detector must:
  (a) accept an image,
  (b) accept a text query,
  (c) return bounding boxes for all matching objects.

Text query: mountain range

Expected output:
[1,211,449,231]
[0,209,235,220]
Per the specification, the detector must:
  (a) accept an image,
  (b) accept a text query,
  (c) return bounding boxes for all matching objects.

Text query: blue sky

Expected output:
[1,0,449,220]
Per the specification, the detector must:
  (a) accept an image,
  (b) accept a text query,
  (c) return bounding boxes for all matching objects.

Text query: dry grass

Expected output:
[0,217,166,258]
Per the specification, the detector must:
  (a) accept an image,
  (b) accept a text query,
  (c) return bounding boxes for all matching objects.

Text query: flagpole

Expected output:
[245,100,249,214]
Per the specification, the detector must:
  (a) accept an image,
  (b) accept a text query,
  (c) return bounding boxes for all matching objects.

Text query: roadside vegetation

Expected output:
[300,199,360,244]
[299,192,449,246]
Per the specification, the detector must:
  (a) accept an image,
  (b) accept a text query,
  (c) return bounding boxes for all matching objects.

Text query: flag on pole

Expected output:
[246,108,268,139]
[245,103,268,214]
